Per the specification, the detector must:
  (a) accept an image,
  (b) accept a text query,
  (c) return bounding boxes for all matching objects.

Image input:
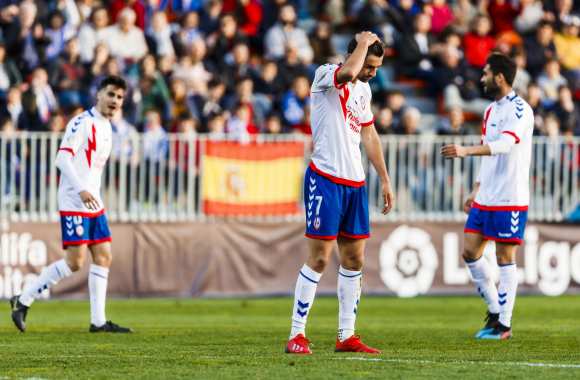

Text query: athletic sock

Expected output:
[337,266,362,342]
[498,264,518,328]
[19,259,73,307]
[465,256,500,314]
[89,264,109,327]
[289,264,321,339]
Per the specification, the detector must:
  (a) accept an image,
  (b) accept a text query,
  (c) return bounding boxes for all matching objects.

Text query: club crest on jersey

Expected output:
[313,217,321,230]
[76,225,84,237]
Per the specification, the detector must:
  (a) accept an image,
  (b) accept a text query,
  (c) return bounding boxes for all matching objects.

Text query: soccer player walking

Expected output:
[441,53,534,340]
[10,76,132,333]
[285,32,394,354]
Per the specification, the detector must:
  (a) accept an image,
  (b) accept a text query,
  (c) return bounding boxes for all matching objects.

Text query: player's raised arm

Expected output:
[335,31,380,85]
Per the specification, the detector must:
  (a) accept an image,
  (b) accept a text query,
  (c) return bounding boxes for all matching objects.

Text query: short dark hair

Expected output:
[97,75,127,91]
[347,38,385,58]
[487,53,517,86]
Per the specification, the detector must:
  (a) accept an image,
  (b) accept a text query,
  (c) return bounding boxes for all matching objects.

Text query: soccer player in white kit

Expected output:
[442,53,534,340]
[285,32,394,354]
[10,76,132,333]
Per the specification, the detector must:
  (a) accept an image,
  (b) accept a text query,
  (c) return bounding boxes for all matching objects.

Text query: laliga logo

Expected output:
[379,225,438,297]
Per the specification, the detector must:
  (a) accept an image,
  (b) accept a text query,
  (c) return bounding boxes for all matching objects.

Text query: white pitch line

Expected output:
[340,357,580,369]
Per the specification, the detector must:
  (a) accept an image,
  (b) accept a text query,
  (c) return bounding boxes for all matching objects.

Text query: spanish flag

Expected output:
[202,141,305,216]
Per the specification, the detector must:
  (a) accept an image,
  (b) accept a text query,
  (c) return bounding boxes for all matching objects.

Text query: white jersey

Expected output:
[57,107,113,213]
[309,64,374,186]
[475,91,534,209]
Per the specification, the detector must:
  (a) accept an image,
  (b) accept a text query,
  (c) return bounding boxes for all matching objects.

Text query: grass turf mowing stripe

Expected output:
[340,357,580,369]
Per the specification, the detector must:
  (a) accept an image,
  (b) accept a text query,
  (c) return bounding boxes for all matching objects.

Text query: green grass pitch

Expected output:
[0,296,579,379]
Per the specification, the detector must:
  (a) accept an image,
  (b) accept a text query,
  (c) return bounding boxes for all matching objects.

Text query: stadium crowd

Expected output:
[0,0,580,143]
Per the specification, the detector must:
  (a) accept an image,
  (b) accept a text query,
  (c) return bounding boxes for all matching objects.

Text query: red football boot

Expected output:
[285,334,312,354]
[335,335,381,354]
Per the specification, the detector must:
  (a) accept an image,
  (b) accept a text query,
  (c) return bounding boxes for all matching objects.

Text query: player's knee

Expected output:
[462,246,480,262]
[341,254,364,271]
[308,255,330,272]
[93,253,112,268]
[65,255,85,272]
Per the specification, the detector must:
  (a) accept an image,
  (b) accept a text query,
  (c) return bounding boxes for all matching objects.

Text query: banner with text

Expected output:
[1,221,579,299]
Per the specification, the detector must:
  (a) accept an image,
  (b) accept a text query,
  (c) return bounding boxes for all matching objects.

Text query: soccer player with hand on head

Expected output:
[441,53,534,340]
[286,31,394,354]
[10,76,132,334]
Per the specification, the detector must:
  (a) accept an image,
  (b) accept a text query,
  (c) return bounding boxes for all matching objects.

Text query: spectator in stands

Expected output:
[142,108,168,162]
[553,85,580,134]
[4,1,46,75]
[277,43,310,89]
[537,58,568,106]
[48,111,66,133]
[252,59,285,98]
[386,0,422,35]
[190,78,226,127]
[146,10,175,58]
[264,4,313,64]
[111,110,140,164]
[387,90,407,131]
[451,0,479,34]
[524,20,557,78]
[173,11,202,57]
[224,76,269,129]
[0,86,23,129]
[399,106,422,135]
[229,0,263,41]
[45,10,75,62]
[526,82,547,134]
[102,7,148,63]
[221,41,252,91]
[375,106,394,135]
[135,54,172,123]
[512,48,532,97]
[487,0,518,35]
[169,78,195,130]
[21,67,58,131]
[434,45,487,114]
[463,14,496,69]
[426,0,454,35]
[309,21,336,65]
[395,11,438,79]
[437,107,468,135]
[264,113,283,134]
[281,75,310,134]
[0,42,21,96]
[207,13,247,67]
[554,14,580,87]
[515,0,545,34]
[49,37,86,109]
[78,6,110,64]
[109,0,146,30]
[207,111,227,134]
[226,102,254,141]
[172,37,214,96]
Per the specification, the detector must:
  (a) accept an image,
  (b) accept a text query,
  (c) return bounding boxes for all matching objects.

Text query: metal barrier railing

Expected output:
[1,132,578,223]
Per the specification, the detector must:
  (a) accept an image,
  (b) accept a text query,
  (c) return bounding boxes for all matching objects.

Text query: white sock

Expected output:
[19,259,73,307]
[465,257,500,314]
[89,264,109,327]
[338,266,362,342]
[498,264,518,328]
[289,264,321,339]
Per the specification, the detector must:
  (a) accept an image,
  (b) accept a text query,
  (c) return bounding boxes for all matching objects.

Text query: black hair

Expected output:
[347,38,385,58]
[97,75,127,91]
[487,53,517,86]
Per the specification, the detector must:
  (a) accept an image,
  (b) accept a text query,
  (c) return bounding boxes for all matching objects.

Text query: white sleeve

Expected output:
[311,64,344,92]
[500,100,532,145]
[55,152,86,194]
[488,132,517,155]
[55,115,88,193]
[361,87,374,127]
